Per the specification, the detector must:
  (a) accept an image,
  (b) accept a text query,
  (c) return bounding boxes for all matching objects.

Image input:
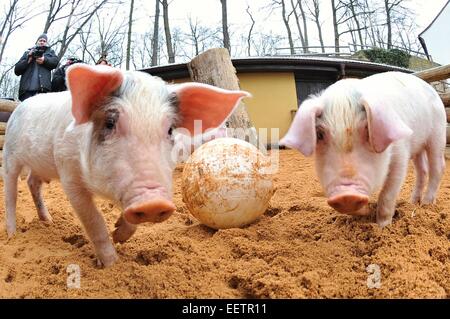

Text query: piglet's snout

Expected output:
[327,193,369,215]
[124,198,175,224]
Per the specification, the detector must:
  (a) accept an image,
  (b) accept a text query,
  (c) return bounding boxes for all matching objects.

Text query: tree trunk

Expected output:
[187,48,258,145]
[291,0,306,50]
[349,0,364,47]
[385,0,392,49]
[312,1,324,53]
[315,19,325,53]
[126,0,134,70]
[281,0,295,55]
[151,0,160,66]
[246,6,255,56]
[220,0,231,53]
[161,0,174,63]
[331,0,340,53]
[298,0,309,49]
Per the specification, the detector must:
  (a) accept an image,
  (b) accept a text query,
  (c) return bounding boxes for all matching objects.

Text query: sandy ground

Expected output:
[0,149,449,298]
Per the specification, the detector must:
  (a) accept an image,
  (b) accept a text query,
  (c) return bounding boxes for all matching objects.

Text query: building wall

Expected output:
[237,72,298,144]
[167,72,299,144]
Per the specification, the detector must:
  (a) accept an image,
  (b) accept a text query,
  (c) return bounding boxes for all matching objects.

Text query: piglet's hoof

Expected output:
[112,216,137,243]
[96,251,119,268]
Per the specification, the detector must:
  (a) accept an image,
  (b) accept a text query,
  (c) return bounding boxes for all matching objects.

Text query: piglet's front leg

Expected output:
[61,177,118,267]
[376,153,409,227]
[112,215,137,243]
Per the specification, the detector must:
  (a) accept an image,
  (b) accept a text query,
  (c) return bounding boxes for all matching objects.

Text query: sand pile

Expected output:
[0,150,448,298]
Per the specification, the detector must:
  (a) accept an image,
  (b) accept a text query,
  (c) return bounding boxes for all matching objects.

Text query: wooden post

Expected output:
[414,64,450,82]
[0,99,19,113]
[187,48,259,146]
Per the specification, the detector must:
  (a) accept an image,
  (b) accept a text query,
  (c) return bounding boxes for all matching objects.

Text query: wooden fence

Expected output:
[413,64,450,143]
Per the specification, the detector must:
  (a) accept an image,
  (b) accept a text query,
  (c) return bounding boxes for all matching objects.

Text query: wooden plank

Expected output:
[0,134,4,150]
[446,108,450,123]
[441,93,450,107]
[0,99,18,113]
[414,64,450,82]
[0,122,5,134]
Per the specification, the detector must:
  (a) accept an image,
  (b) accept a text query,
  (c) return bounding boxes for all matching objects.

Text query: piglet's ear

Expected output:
[66,64,123,125]
[280,98,323,157]
[361,95,412,153]
[171,82,251,135]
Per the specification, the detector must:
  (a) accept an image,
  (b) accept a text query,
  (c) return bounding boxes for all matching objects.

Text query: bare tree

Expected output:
[290,0,308,52]
[252,31,284,57]
[76,9,127,66]
[184,17,217,57]
[245,5,255,56]
[331,0,366,52]
[383,0,408,49]
[267,0,295,55]
[42,0,111,60]
[0,0,43,63]
[220,0,231,52]
[161,0,174,63]
[42,0,72,34]
[125,0,134,70]
[347,0,364,47]
[0,64,19,98]
[151,0,160,66]
[0,0,43,97]
[306,0,325,53]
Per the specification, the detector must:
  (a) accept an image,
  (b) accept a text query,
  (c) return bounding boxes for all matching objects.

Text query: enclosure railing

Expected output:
[275,43,429,60]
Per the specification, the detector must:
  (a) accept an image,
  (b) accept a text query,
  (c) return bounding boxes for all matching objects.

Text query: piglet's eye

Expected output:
[105,116,116,130]
[168,127,174,136]
[316,127,325,141]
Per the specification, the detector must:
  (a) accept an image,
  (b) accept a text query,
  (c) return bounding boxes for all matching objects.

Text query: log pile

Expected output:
[0,99,19,171]
[414,65,450,144]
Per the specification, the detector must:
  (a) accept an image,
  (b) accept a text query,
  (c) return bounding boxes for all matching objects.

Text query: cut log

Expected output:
[0,134,4,150]
[448,125,450,145]
[441,93,450,107]
[187,48,259,146]
[0,122,5,134]
[0,99,19,113]
[414,64,450,82]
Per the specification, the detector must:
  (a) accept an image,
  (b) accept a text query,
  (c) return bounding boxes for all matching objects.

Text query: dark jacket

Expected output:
[14,46,59,100]
[51,65,68,92]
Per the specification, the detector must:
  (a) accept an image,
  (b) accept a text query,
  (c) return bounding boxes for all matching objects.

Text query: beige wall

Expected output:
[167,72,299,144]
[237,72,298,144]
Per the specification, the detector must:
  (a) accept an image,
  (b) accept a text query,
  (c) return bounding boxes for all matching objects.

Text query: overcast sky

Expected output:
[2,0,448,66]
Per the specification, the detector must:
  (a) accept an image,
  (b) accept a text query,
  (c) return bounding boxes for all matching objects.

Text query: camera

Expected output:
[30,45,47,58]
[66,58,83,65]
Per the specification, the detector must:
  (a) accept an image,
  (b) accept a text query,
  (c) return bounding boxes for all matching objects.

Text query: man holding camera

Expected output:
[14,34,59,101]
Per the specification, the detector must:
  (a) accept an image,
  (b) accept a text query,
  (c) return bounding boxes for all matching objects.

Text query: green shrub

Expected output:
[359,48,410,68]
